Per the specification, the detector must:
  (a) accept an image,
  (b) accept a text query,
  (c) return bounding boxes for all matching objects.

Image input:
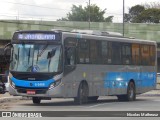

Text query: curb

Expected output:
[139,94,160,97]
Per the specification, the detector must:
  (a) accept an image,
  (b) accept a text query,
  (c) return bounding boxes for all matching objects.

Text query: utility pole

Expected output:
[89,0,91,29]
[123,0,125,36]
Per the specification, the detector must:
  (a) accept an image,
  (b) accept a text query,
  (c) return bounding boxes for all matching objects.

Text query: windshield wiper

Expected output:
[47,48,57,72]
[28,46,31,64]
[16,48,20,70]
[36,46,39,64]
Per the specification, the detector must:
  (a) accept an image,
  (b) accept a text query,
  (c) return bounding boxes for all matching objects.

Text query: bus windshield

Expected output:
[10,44,62,73]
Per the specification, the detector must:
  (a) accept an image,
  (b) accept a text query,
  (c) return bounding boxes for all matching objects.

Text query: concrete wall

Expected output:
[0,20,160,42]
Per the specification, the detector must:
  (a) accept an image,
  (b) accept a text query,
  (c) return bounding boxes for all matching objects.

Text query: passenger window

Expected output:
[132,44,140,65]
[150,45,156,66]
[141,45,150,65]
[101,41,108,64]
[112,42,121,65]
[78,39,89,64]
[108,42,112,64]
[90,40,98,64]
[65,47,76,66]
[122,44,131,65]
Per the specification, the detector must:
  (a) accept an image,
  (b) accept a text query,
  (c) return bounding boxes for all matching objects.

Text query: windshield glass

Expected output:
[10,44,62,73]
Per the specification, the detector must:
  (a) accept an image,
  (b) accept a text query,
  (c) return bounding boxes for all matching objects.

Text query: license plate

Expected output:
[27,90,36,95]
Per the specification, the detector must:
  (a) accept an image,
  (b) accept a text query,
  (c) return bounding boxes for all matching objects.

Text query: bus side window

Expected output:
[132,44,140,65]
[78,40,89,64]
[112,42,121,65]
[122,44,131,65]
[149,45,156,66]
[65,47,76,66]
[141,45,150,66]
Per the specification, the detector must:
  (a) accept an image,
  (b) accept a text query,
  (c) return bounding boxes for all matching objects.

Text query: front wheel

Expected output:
[32,97,41,104]
[74,82,89,105]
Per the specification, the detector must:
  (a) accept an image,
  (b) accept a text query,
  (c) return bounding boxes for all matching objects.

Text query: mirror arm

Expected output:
[4,42,12,63]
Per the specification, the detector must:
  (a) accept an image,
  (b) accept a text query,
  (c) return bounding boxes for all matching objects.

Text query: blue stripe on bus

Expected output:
[11,77,55,88]
[104,72,156,88]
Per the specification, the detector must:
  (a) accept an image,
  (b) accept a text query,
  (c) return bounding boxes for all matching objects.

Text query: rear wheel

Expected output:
[32,97,41,104]
[74,82,88,105]
[117,82,136,101]
[127,82,136,101]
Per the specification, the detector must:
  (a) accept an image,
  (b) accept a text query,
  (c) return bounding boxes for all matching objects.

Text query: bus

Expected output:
[5,30,157,104]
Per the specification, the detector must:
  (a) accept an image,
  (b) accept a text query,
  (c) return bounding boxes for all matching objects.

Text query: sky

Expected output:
[0,0,159,23]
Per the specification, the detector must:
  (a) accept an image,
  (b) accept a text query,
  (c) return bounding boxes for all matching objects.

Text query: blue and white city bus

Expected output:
[6,30,157,104]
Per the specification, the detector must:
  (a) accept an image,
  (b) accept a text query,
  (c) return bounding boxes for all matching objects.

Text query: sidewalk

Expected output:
[140,89,160,96]
[0,92,22,103]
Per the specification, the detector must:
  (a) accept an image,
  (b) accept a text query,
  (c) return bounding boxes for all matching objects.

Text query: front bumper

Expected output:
[9,83,64,98]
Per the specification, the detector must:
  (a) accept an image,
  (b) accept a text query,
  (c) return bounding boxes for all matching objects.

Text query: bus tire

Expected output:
[126,81,136,101]
[74,82,88,105]
[88,96,99,102]
[32,97,41,104]
[117,81,136,101]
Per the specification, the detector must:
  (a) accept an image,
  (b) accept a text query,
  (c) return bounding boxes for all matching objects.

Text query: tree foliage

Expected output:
[138,8,160,23]
[143,2,160,9]
[57,4,113,22]
[124,3,160,23]
[124,5,145,23]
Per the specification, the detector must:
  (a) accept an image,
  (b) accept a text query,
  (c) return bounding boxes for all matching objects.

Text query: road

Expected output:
[1,95,160,120]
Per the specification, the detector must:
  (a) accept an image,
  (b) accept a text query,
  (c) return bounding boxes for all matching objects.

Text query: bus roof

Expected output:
[13,30,156,45]
[62,31,156,45]
[71,29,123,37]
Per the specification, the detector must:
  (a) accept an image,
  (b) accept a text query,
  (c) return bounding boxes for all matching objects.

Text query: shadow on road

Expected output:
[21,97,148,107]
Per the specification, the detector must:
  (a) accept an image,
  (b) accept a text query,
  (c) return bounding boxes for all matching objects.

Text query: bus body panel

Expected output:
[8,30,157,100]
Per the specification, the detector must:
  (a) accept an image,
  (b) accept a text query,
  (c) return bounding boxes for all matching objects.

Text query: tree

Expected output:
[58,4,113,22]
[143,2,160,9]
[124,5,145,23]
[124,3,160,23]
[138,8,160,23]
[104,16,114,22]
[124,13,131,22]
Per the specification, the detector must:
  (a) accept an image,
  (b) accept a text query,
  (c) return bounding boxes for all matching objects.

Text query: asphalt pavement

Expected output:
[1,90,160,120]
[1,89,160,103]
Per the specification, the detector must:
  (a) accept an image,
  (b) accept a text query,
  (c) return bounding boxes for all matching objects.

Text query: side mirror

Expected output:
[4,43,13,63]
[4,43,12,52]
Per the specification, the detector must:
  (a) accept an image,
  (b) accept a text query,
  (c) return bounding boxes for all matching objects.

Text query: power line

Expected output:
[0,12,121,17]
[0,13,63,18]
[1,0,70,11]
[1,1,123,16]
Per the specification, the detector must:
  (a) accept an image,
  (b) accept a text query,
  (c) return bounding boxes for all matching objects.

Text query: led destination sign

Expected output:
[18,34,55,40]
[17,34,56,40]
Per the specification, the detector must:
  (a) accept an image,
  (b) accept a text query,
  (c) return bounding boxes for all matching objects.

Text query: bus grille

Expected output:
[16,86,47,94]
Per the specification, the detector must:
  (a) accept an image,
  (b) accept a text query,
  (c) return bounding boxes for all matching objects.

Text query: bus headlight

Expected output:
[49,80,61,90]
